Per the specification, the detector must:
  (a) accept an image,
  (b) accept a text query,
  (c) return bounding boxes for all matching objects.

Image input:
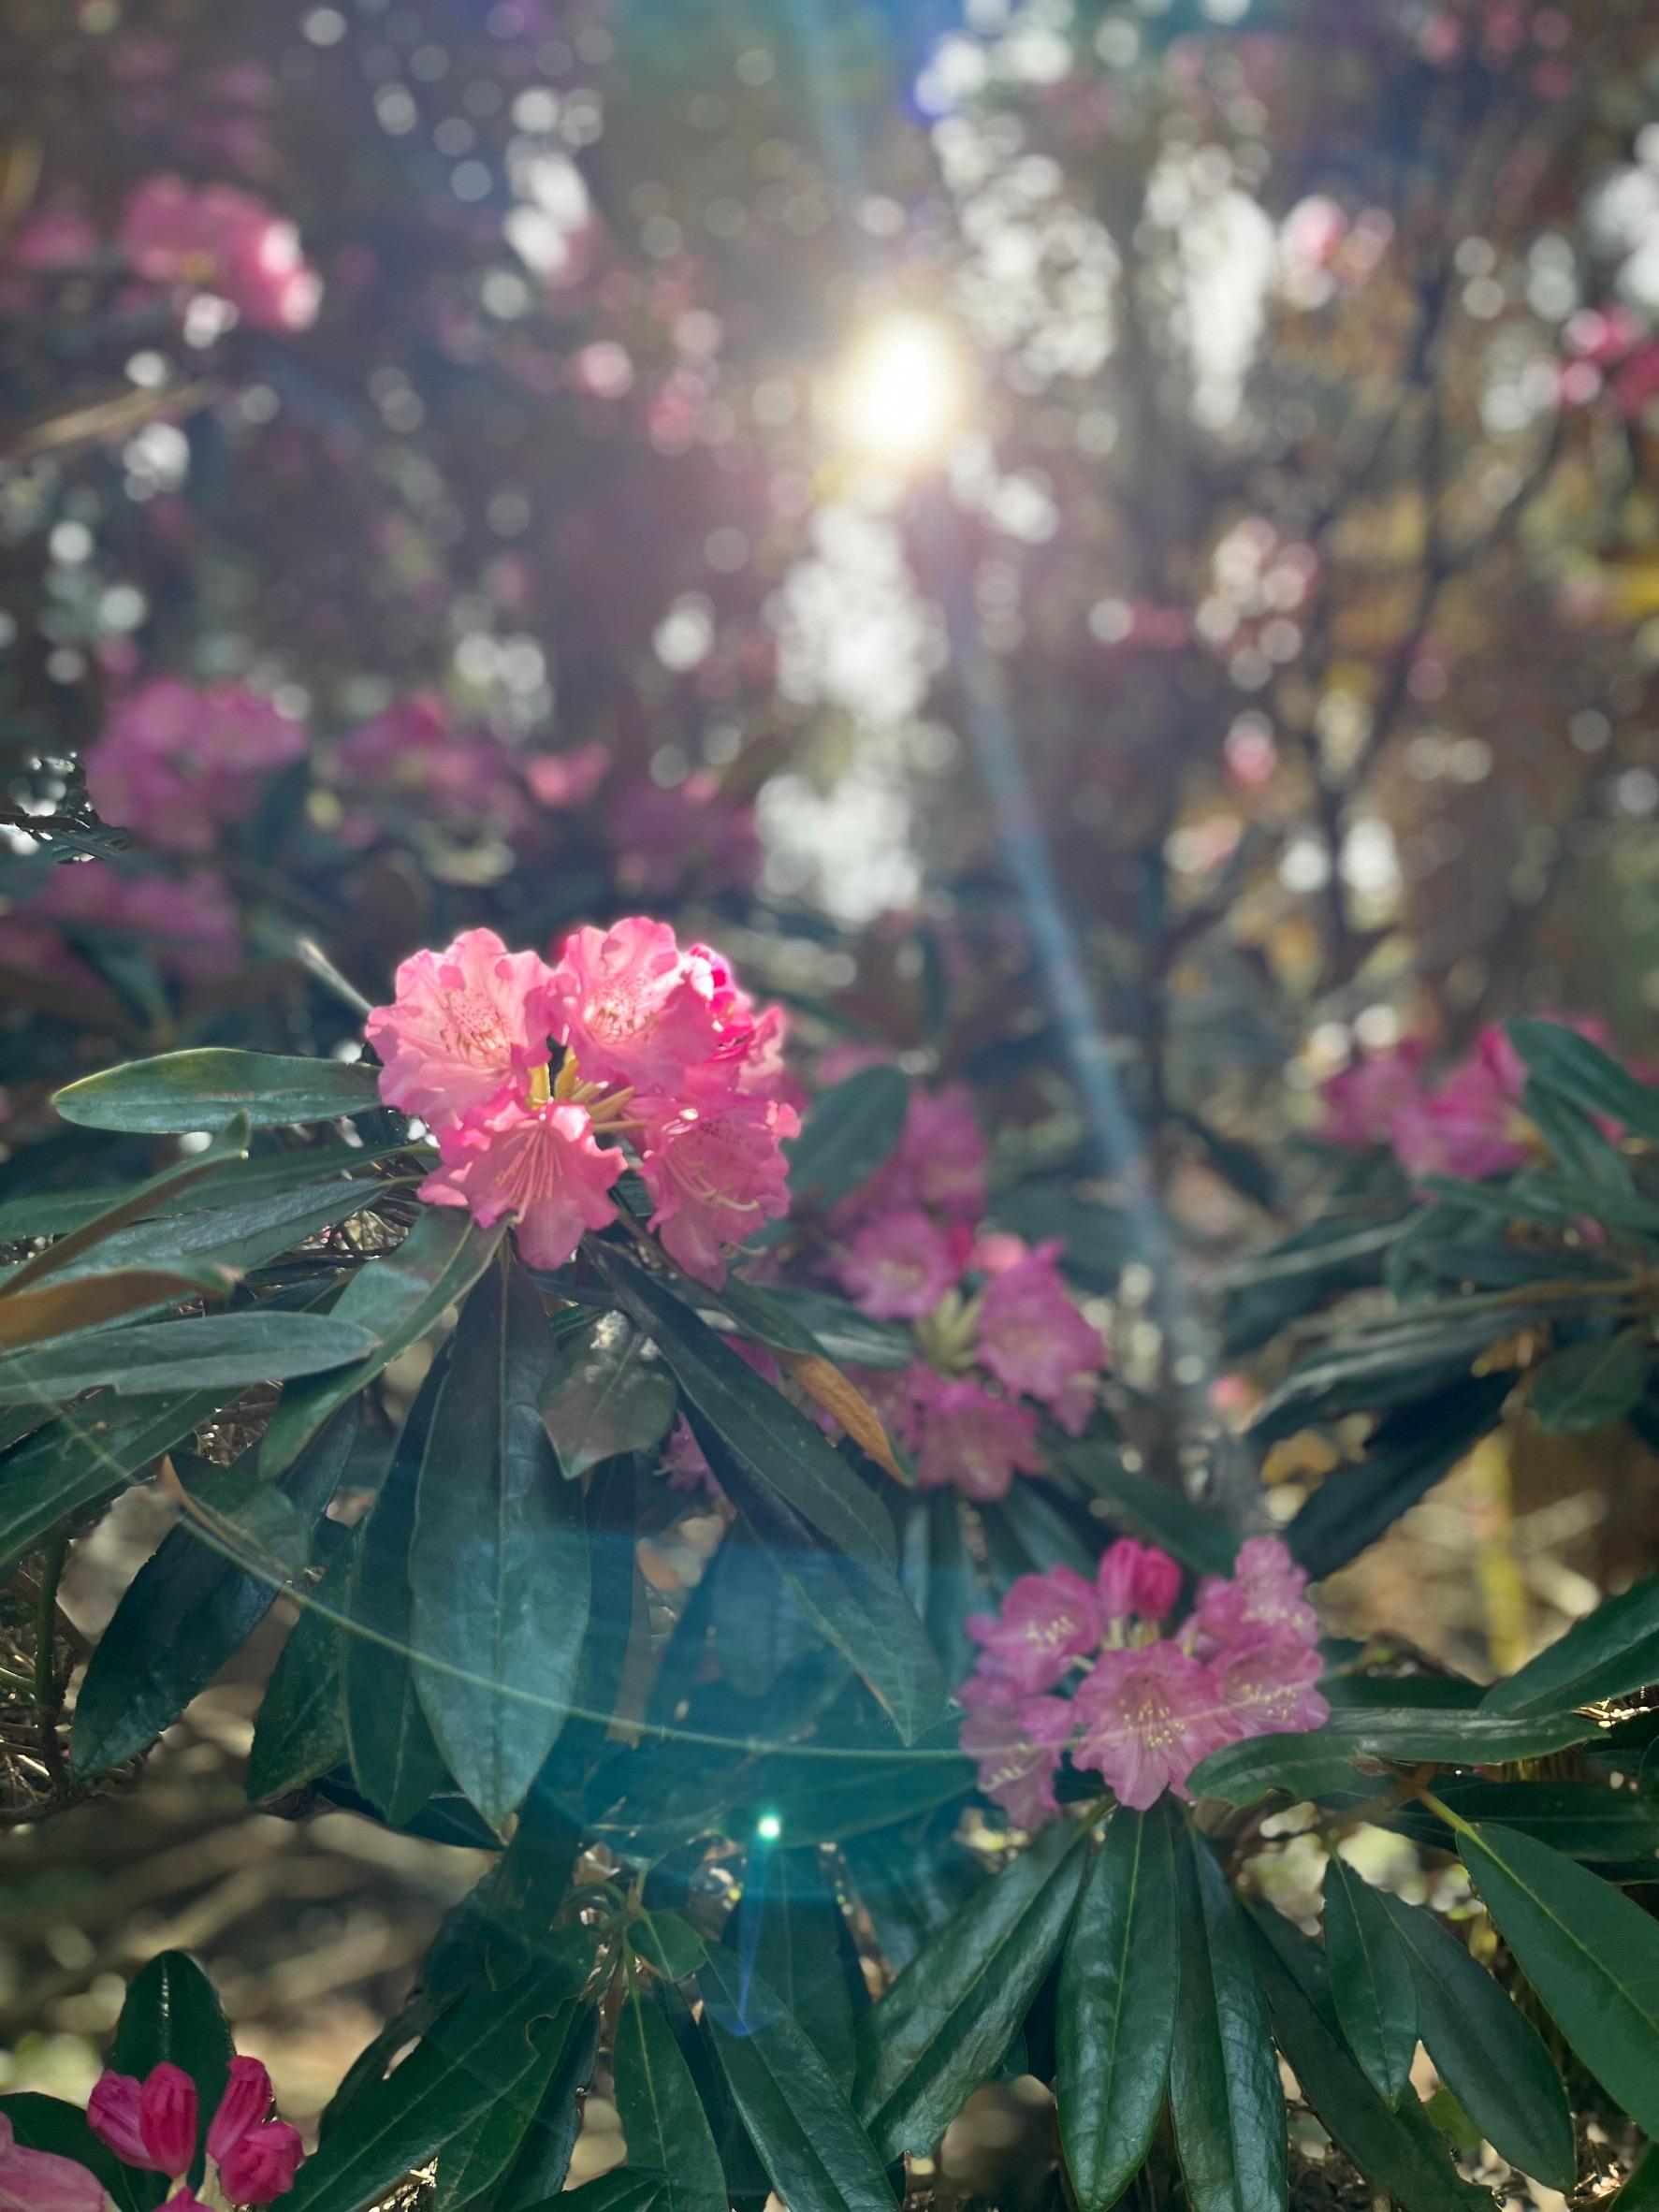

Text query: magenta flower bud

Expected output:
[208,2055,274,2162]
[218,2119,304,2204]
[138,2061,198,2178]
[1129,1546,1183,1624]
[87,2070,156,2169]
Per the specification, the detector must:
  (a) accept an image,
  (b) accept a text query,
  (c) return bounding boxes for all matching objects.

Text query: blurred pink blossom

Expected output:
[119,174,322,331]
[84,677,306,853]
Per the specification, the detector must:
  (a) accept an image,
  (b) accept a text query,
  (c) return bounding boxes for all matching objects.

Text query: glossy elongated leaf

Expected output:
[246,1541,353,1801]
[43,1175,392,1294]
[1385,1778,1659,1874]
[1487,1572,1659,1716]
[740,1727,974,1844]
[855,1816,1088,2159]
[1486,1565,1659,1716]
[1530,1331,1651,1433]
[0,1310,377,1403]
[284,1952,589,2212]
[737,1286,913,1371]
[0,1119,252,1297]
[1459,1820,1659,2136]
[599,1252,946,1744]
[1188,1704,1599,1806]
[539,1310,677,1479]
[1508,1019,1659,1146]
[1247,1910,1488,2212]
[259,1210,503,1479]
[843,1815,986,1978]
[342,1353,449,1828]
[613,1986,726,2212]
[699,1947,896,2212]
[1286,1375,1513,1580]
[1250,1310,1518,1446]
[1055,1442,1236,1577]
[0,2093,144,2212]
[595,1247,894,1567]
[484,2001,599,2212]
[54,1049,383,1133]
[73,1409,356,1776]
[0,1266,231,1351]
[785,1065,910,1211]
[1056,1802,1179,2211]
[1322,1855,1416,2106]
[627,1911,707,1985]
[729,1845,860,2095]
[1169,1825,1286,2212]
[1377,1893,1576,2189]
[411,1259,589,1830]
[430,2007,576,2212]
[537,2176,664,2212]
[0,1387,224,1572]
[109,1951,235,2183]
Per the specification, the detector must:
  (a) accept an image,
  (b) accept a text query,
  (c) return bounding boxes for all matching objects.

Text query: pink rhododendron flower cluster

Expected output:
[958,1535,1327,1824]
[819,1082,1107,1499]
[84,678,308,854]
[1,2055,304,2209]
[1335,1017,1654,1194]
[366,920,796,1281]
[0,864,240,991]
[1319,1015,1627,1182]
[118,175,322,331]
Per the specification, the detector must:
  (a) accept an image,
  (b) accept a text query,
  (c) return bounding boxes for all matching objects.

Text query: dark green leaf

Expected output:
[54,1049,383,1134]
[1459,1819,1659,2136]
[539,1311,677,1478]
[0,1115,249,1293]
[1189,1705,1599,1806]
[485,2001,599,2211]
[1608,2147,1659,2209]
[0,1388,224,1574]
[597,1250,945,1745]
[1386,1778,1659,1873]
[536,2175,665,2212]
[1508,1021,1659,1147]
[109,1951,234,2182]
[430,2006,577,2212]
[699,1947,897,2212]
[411,1259,589,1830]
[259,1210,503,1479]
[1322,1855,1417,2106]
[786,1066,910,1211]
[284,1952,590,2212]
[613,1986,726,2212]
[1286,1375,1513,1580]
[595,1248,894,1568]
[1056,1802,1179,2212]
[729,1845,860,2096]
[843,1814,985,1977]
[1055,1442,1236,1577]
[1168,1826,1286,2212]
[72,1407,356,1776]
[855,1817,1088,2159]
[247,1543,353,1802]
[1522,1078,1635,1194]
[0,1310,378,1402]
[737,1286,913,1371]
[342,1354,449,1828]
[1246,1909,1489,2212]
[0,1265,232,1352]
[1486,1573,1659,1715]
[1378,1893,1577,2189]
[1530,1331,1651,1434]
[627,1911,707,1984]
[1250,1312,1519,1446]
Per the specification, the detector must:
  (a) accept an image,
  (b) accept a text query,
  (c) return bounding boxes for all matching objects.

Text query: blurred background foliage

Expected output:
[5,0,1659,2197]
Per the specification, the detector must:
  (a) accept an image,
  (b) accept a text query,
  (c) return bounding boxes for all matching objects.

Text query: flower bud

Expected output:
[138,2061,198,2178]
[218,2119,304,2204]
[208,2055,274,2162]
[87,2070,154,2168]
